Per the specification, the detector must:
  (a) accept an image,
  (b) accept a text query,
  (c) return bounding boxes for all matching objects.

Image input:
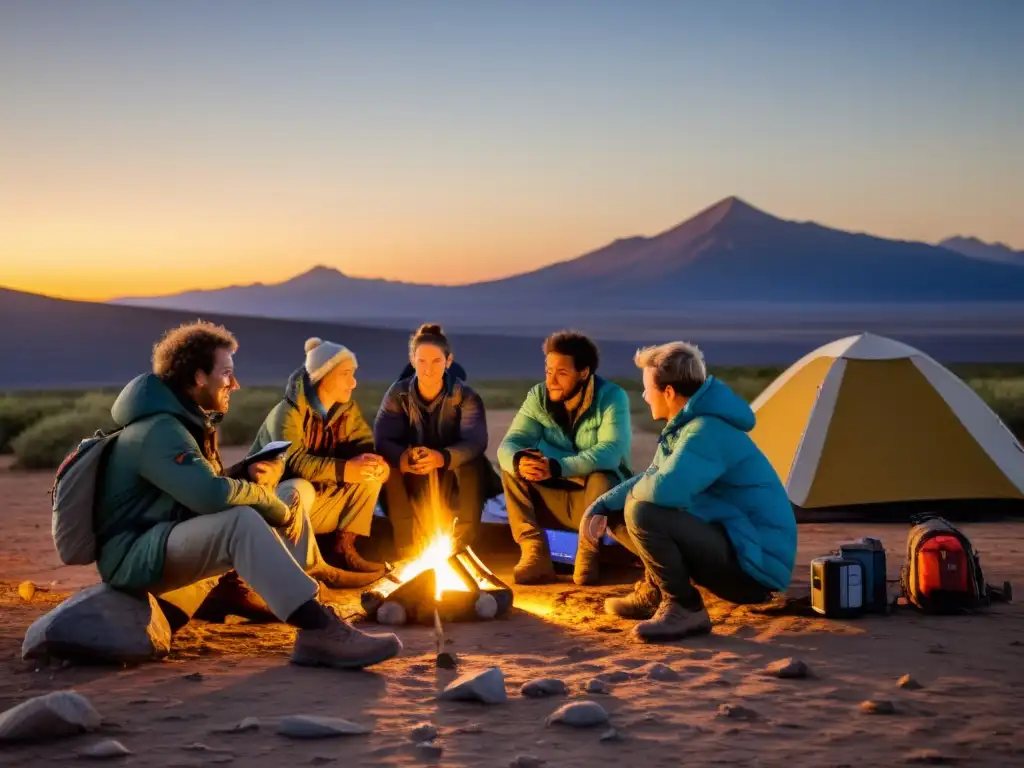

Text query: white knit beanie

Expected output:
[304,337,357,383]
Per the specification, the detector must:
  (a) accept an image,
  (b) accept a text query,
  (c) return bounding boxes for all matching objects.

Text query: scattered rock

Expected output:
[905,749,959,764]
[584,678,610,694]
[764,658,810,679]
[411,722,438,742]
[717,703,759,721]
[22,584,171,664]
[645,663,680,681]
[18,581,37,602]
[415,740,443,758]
[78,739,131,759]
[436,652,457,670]
[598,670,632,683]
[600,727,624,742]
[546,701,610,728]
[438,667,507,704]
[898,674,923,690]
[860,700,897,715]
[521,678,567,698]
[453,723,483,734]
[277,715,371,739]
[210,717,260,734]
[0,690,102,742]
[376,601,407,626]
[510,755,545,768]
[183,672,206,682]
[475,592,498,619]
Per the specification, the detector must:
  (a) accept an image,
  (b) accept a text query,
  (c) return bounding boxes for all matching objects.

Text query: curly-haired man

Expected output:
[92,320,401,669]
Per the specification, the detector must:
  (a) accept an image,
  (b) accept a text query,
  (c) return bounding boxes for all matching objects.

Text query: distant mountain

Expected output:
[111,196,1024,321]
[939,236,1024,265]
[6,287,1024,391]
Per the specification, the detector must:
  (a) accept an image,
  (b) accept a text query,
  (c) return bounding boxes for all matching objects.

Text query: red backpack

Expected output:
[901,514,990,614]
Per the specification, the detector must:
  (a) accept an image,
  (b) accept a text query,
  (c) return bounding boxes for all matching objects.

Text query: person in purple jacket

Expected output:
[373,324,502,559]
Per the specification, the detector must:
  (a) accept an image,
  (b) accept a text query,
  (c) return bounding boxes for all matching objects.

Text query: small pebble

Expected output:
[183,672,206,682]
[764,658,810,679]
[415,740,443,758]
[18,581,37,602]
[717,703,759,721]
[646,663,680,681]
[510,756,545,768]
[411,722,438,742]
[78,739,132,759]
[904,749,958,764]
[546,700,609,728]
[600,727,623,742]
[278,715,371,738]
[860,700,896,715]
[584,678,610,694]
[521,678,567,698]
[598,670,632,683]
[898,674,923,690]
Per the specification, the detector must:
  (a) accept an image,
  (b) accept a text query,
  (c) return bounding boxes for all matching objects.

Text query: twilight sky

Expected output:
[1,1,1021,300]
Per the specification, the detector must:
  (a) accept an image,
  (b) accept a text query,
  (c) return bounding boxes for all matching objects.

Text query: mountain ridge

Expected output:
[108,195,1024,319]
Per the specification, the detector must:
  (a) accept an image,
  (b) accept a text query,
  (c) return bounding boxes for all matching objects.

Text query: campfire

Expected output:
[360,532,513,625]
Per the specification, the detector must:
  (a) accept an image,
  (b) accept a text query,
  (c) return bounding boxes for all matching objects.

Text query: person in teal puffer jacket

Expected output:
[497,331,633,585]
[581,341,796,643]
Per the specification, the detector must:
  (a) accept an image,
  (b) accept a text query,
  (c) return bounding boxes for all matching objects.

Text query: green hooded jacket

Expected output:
[95,374,291,591]
[497,376,633,482]
[249,367,376,488]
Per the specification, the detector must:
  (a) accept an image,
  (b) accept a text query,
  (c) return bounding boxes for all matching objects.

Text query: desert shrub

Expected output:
[0,395,78,453]
[11,405,117,470]
[968,377,1024,440]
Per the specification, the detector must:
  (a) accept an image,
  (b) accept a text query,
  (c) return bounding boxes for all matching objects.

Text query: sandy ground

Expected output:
[2,412,1023,766]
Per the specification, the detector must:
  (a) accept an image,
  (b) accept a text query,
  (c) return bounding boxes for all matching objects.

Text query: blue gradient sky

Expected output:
[1,1,1021,299]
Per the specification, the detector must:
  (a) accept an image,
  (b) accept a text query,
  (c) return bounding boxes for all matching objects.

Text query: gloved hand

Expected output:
[579,502,608,547]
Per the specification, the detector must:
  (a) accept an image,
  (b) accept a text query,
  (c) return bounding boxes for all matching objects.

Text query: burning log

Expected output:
[360,534,513,625]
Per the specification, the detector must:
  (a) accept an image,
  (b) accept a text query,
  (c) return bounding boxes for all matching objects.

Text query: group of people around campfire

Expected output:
[89,320,797,670]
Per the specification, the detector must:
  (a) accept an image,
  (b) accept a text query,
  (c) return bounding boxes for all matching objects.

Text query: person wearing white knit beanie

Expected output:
[250,337,390,582]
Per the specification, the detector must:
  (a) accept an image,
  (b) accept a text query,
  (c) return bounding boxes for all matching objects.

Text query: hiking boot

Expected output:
[309,560,384,590]
[291,604,403,669]
[605,576,662,619]
[335,530,385,573]
[633,598,712,643]
[513,537,557,585]
[194,572,278,624]
[573,535,601,586]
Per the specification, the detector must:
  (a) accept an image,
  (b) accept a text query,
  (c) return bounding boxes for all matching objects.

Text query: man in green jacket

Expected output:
[94,321,401,669]
[497,331,634,585]
[251,337,389,576]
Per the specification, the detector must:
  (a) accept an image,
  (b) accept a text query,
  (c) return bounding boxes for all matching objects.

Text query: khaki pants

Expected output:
[153,495,319,621]
[501,469,636,554]
[306,478,382,538]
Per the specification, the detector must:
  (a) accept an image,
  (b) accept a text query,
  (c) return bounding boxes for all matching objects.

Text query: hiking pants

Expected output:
[301,477,382,538]
[152,487,319,621]
[384,454,492,558]
[502,470,638,555]
[624,498,771,610]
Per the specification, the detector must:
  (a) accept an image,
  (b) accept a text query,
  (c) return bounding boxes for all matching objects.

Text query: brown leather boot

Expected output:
[194,571,278,624]
[335,530,385,573]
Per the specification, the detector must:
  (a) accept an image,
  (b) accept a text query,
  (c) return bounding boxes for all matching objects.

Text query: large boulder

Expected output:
[22,584,171,664]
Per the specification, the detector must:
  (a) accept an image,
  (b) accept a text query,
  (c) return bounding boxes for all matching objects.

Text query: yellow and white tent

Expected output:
[749,333,1024,509]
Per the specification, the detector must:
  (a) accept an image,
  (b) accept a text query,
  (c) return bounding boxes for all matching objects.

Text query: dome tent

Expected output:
[749,333,1024,516]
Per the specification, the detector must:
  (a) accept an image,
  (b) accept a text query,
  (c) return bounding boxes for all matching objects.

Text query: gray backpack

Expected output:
[50,428,122,566]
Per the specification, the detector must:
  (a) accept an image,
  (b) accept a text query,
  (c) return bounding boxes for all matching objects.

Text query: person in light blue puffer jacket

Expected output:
[581,341,797,643]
